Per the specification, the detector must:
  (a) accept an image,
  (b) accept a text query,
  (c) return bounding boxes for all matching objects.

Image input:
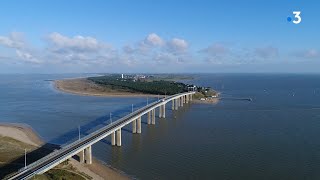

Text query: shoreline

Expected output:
[0,123,131,180]
[54,78,161,97]
[193,98,219,104]
[0,123,44,147]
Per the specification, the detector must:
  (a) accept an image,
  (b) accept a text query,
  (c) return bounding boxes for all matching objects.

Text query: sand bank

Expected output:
[0,123,44,147]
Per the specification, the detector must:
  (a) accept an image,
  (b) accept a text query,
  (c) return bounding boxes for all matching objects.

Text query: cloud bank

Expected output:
[0,32,318,73]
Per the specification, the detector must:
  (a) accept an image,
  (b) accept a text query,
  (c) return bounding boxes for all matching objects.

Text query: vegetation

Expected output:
[1,136,88,180]
[0,136,36,164]
[193,92,205,99]
[148,74,194,81]
[194,89,218,100]
[88,75,189,95]
[31,169,86,180]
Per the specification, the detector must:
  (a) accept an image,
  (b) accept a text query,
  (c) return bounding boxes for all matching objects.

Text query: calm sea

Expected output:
[1,73,320,180]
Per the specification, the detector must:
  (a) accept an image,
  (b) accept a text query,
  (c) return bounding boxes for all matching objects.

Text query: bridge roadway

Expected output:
[8,91,195,180]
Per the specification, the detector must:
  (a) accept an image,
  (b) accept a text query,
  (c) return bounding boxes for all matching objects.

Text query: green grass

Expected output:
[0,136,36,164]
[1,137,88,180]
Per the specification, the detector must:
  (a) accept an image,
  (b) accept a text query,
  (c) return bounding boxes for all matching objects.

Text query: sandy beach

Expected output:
[0,123,131,180]
[0,123,44,147]
[54,78,159,97]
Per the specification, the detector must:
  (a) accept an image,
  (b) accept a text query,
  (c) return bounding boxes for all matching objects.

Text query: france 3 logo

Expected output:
[287,11,301,24]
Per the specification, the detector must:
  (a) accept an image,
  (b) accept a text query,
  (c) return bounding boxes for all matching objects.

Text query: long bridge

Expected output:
[8,91,195,180]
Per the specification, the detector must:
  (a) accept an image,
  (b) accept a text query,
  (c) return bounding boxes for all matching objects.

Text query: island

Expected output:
[54,74,219,104]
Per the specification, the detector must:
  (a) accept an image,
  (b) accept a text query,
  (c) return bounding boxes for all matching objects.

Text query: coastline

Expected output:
[0,123,131,180]
[54,78,160,97]
[193,98,219,104]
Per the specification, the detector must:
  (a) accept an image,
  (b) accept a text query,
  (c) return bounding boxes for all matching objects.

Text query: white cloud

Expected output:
[254,46,278,59]
[200,43,229,56]
[0,32,40,64]
[0,32,26,49]
[292,49,319,59]
[5,31,319,73]
[16,50,41,64]
[144,33,164,46]
[167,38,188,53]
[305,49,319,58]
[45,32,116,66]
[121,34,190,66]
[47,32,109,53]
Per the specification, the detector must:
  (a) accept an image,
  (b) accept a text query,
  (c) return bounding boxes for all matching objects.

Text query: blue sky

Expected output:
[0,0,319,73]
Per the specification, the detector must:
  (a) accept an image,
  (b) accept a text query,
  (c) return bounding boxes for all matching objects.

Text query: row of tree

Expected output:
[88,76,188,95]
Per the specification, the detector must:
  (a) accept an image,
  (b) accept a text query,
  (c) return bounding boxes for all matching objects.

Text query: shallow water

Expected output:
[1,73,320,179]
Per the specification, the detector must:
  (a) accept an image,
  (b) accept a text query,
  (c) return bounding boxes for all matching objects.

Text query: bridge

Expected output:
[7,91,195,180]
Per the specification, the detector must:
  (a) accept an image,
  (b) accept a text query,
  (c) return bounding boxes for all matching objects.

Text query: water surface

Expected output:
[1,74,320,179]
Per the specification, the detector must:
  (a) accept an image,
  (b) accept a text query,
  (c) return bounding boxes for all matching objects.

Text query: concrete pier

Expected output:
[159,105,162,118]
[84,146,92,164]
[175,99,179,110]
[172,100,175,110]
[78,150,84,163]
[162,104,166,118]
[132,119,137,133]
[111,132,116,146]
[147,111,151,124]
[152,109,155,124]
[180,97,184,107]
[116,129,122,146]
[137,117,141,133]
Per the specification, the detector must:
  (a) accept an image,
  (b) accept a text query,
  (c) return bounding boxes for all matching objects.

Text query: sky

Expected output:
[0,0,319,73]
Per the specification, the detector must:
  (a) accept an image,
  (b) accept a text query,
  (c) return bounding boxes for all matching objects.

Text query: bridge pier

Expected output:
[186,95,189,103]
[111,132,116,146]
[175,98,178,110]
[78,150,85,163]
[116,129,122,146]
[152,109,155,124]
[137,117,141,133]
[147,111,151,124]
[180,97,184,107]
[159,105,162,118]
[84,146,92,164]
[132,119,137,133]
[172,100,175,110]
[162,104,166,118]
